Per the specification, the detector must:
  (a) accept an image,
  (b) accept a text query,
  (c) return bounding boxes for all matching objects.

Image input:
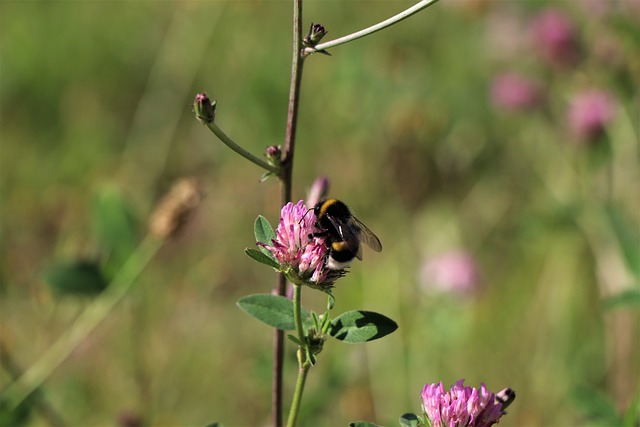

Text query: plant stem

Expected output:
[0,342,67,427]
[292,285,305,346]
[282,0,305,175]
[205,121,279,174]
[286,363,310,427]
[273,273,287,427]
[1,235,163,411]
[274,0,304,426]
[303,0,442,55]
[286,284,309,427]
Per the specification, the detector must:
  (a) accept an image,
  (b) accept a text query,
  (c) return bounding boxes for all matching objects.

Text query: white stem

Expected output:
[304,0,442,55]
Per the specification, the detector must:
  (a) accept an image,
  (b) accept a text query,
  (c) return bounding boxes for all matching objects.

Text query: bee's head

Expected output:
[313,199,326,216]
[315,198,345,218]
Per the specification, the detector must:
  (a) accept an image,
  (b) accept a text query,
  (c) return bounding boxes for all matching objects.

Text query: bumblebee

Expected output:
[314,199,382,270]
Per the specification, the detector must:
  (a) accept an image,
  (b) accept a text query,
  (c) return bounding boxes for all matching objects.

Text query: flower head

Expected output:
[530,8,581,68]
[422,380,507,427]
[490,73,542,112]
[260,201,343,289]
[567,90,617,142]
[418,250,480,297]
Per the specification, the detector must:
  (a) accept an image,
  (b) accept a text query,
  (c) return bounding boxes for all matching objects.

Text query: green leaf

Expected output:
[308,352,317,366]
[260,171,277,182]
[349,422,382,427]
[91,185,138,272]
[237,294,308,330]
[605,204,640,278]
[604,288,640,311]
[245,248,280,269]
[44,261,108,296]
[254,215,276,245]
[287,334,304,347]
[399,413,420,427]
[329,310,398,343]
[326,292,335,310]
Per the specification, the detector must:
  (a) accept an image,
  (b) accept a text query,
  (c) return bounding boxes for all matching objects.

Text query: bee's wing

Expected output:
[352,217,382,253]
[325,214,363,259]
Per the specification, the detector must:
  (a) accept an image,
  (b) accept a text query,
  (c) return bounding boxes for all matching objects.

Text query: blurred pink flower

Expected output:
[421,379,506,427]
[567,90,617,141]
[306,176,329,209]
[530,8,581,68]
[490,72,542,112]
[418,250,480,296]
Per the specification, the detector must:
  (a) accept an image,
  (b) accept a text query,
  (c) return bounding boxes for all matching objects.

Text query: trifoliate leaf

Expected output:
[329,310,398,343]
[237,294,308,330]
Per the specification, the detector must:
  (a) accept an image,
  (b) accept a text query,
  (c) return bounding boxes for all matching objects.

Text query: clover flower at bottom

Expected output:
[260,200,343,289]
[421,379,505,427]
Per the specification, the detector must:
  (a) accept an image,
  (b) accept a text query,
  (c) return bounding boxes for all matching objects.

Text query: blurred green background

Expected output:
[1,0,638,426]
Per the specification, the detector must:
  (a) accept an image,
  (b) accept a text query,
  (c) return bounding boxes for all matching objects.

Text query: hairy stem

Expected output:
[292,285,306,347]
[303,0,441,55]
[286,361,310,427]
[286,284,309,427]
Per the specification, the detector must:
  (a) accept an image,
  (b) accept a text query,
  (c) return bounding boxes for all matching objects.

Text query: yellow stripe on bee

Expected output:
[319,199,338,216]
[331,241,349,251]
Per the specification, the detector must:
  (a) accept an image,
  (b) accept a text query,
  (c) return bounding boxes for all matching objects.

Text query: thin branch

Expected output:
[303,0,441,55]
[283,0,305,174]
[205,121,280,174]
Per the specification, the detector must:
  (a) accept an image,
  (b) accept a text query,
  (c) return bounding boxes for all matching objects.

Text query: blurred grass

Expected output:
[1,0,639,426]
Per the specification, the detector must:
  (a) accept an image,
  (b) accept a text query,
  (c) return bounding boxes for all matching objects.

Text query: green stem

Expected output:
[286,362,310,427]
[303,0,442,55]
[1,235,163,410]
[286,284,308,427]
[0,342,67,427]
[205,121,279,174]
[292,284,305,344]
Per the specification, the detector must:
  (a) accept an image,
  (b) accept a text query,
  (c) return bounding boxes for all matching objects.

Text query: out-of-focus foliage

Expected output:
[1,0,638,426]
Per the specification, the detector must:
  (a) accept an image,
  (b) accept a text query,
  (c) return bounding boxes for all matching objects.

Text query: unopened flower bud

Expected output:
[265,145,283,167]
[193,93,216,124]
[306,328,326,355]
[149,178,202,239]
[306,176,329,209]
[303,23,327,47]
